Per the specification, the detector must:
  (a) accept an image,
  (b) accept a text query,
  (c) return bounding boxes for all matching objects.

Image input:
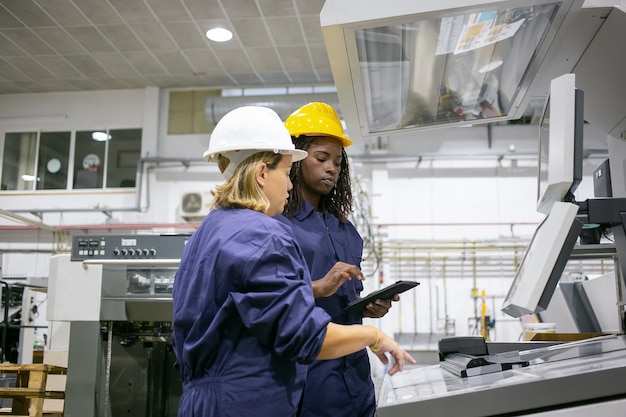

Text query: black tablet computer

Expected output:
[343,280,420,312]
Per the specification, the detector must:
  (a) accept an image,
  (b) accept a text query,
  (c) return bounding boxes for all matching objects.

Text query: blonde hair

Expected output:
[210,151,283,213]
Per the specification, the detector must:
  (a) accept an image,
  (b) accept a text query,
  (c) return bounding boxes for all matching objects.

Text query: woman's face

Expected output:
[262,155,294,216]
[300,137,343,205]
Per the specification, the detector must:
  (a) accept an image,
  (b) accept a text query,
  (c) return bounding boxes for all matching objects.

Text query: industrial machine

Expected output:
[377,334,626,416]
[47,234,190,417]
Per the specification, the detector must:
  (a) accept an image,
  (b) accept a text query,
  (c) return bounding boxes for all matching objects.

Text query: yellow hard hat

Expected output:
[284,102,353,147]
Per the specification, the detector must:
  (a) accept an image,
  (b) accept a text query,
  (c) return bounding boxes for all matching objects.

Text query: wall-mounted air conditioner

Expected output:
[178,191,212,221]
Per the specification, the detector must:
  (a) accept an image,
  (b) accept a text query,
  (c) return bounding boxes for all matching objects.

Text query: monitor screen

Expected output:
[536,73,584,215]
[501,201,583,318]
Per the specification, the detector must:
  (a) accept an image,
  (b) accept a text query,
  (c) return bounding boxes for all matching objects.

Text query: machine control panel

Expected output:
[71,234,191,261]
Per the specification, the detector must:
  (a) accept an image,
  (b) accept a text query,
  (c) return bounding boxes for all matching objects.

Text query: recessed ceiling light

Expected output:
[92,131,111,141]
[206,27,233,42]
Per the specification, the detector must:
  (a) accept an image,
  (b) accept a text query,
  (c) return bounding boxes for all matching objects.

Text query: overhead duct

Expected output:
[204,92,341,126]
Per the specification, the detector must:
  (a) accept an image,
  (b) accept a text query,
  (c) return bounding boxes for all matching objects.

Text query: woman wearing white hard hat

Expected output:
[172,106,415,417]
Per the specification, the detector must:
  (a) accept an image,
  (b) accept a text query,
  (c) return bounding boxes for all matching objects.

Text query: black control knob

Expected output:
[149,248,157,256]
[113,248,121,256]
[121,249,129,256]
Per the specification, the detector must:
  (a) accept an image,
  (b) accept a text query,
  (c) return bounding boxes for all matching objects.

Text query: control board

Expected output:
[71,234,191,261]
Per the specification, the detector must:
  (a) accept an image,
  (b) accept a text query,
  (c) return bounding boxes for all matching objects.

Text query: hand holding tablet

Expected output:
[344,281,420,312]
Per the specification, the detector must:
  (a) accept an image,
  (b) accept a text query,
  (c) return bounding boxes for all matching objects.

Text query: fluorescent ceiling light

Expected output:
[21,174,37,181]
[206,27,233,42]
[92,131,111,141]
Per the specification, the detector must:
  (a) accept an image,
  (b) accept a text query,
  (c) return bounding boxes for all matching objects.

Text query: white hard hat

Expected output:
[204,106,308,179]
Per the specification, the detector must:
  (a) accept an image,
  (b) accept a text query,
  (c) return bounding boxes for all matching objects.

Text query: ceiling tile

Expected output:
[231,19,270,47]
[0,80,26,93]
[266,17,305,46]
[260,72,292,85]
[220,0,261,19]
[180,0,225,20]
[309,44,331,67]
[0,59,29,80]
[97,25,146,52]
[0,34,26,56]
[293,0,325,16]
[182,49,223,75]
[32,28,86,55]
[204,73,238,86]
[247,47,283,72]
[12,79,78,92]
[122,51,167,76]
[108,0,156,24]
[34,0,89,26]
[257,0,296,17]
[131,23,178,50]
[230,72,266,85]
[63,55,112,78]
[65,26,116,53]
[0,7,23,29]
[0,29,55,55]
[164,22,208,49]
[153,51,195,74]
[3,56,55,79]
[33,55,85,79]
[91,52,141,77]
[145,0,191,22]
[278,46,313,72]
[1,0,56,27]
[115,77,155,89]
[71,0,125,25]
[218,49,252,72]
[68,78,112,90]
[300,16,325,44]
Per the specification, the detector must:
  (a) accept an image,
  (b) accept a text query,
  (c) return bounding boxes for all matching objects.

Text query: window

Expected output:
[1,128,142,191]
[1,132,37,191]
[37,132,71,190]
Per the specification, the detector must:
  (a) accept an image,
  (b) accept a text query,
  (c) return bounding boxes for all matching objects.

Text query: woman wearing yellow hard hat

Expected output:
[280,102,399,417]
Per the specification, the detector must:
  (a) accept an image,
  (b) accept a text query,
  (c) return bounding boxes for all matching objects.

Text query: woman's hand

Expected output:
[312,262,364,298]
[362,294,399,318]
[369,326,416,375]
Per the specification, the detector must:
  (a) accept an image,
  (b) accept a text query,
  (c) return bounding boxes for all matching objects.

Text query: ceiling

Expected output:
[0,0,332,95]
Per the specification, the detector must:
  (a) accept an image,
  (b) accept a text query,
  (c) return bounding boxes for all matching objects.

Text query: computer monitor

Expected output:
[536,73,584,215]
[501,201,583,318]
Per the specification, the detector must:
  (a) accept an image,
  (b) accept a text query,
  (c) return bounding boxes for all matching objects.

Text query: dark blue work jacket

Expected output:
[173,208,331,417]
[278,201,375,417]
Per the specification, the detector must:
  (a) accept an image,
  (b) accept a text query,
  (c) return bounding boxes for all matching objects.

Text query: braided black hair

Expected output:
[283,135,353,223]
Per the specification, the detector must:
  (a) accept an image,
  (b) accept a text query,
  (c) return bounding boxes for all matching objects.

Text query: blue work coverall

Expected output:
[278,200,374,417]
[173,208,331,417]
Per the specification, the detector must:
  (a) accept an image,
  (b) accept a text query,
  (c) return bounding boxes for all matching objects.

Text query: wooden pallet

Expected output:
[0,364,66,417]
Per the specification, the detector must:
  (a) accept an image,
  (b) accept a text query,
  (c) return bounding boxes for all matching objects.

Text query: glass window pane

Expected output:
[1,132,38,191]
[355,4,558,133]
[74,130,106,189]
[106,128,142,188]
[37,131,71,190]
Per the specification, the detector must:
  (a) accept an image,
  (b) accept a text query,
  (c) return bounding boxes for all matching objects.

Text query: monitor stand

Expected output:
[576,197,626,332]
